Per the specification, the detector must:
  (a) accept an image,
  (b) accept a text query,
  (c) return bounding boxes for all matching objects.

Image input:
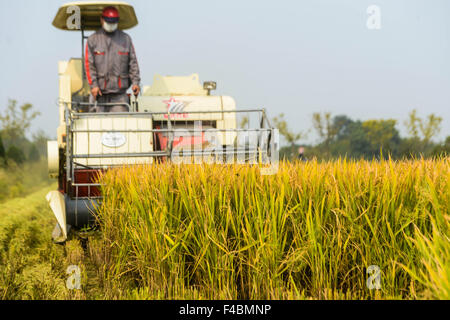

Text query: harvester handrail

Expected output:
[70,128,273,133]
[68,101,133,112]
[71,109,268,116]
[73,146,265,159]
[68,107,273,130]
[73,151,170,159]
[71,102,132,107]
[63,103,276,201]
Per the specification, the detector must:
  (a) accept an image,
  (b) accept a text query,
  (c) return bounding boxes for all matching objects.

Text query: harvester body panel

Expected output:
[72,115,154,166]
[47,1,278,243]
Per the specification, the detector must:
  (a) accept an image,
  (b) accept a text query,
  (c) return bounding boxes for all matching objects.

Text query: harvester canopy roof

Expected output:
[52,1,138,31]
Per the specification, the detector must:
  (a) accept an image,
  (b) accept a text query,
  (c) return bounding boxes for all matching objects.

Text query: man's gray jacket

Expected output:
[85,28,140,94]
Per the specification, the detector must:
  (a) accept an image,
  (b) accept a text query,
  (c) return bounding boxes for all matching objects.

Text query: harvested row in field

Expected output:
[96,159,450,299]
[0,185,105,300]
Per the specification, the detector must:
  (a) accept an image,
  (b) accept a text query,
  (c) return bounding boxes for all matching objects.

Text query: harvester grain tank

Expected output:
[47,1,278,242]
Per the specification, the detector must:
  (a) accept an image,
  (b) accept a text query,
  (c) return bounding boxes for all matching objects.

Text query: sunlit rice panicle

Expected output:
[96,158,449,299]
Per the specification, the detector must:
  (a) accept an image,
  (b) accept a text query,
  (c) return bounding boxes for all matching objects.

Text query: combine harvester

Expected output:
[46,1,278,243]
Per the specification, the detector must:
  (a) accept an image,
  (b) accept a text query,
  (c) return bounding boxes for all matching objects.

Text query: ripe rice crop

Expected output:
[96,158,449,299]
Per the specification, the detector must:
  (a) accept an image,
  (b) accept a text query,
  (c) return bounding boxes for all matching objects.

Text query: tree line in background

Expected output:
[0,100,49,167]
[273,110,450,160]
[1,99,449,166]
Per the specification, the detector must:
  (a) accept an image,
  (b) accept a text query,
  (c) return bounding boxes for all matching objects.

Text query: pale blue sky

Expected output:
[0,0,449,144]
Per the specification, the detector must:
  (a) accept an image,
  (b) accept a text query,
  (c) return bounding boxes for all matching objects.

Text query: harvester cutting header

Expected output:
[47,1,278,242]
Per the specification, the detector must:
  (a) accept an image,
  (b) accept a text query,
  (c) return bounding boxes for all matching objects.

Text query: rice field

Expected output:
[0,158,448,300]
[0,185,90,299]
[95,158,450,300]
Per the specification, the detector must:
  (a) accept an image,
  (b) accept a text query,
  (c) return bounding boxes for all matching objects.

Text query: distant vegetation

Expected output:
[274,110,449,161]
[0,99,52,201]
[1,98,448,166]
[0,185,101,300]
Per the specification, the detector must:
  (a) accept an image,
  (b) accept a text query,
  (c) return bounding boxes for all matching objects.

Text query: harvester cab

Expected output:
[47,1,278,243]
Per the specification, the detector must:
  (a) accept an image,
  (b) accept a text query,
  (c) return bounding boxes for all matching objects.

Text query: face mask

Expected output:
[103,22,118,33]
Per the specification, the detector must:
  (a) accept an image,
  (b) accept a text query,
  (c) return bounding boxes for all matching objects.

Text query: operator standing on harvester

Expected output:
[85,6,141,112]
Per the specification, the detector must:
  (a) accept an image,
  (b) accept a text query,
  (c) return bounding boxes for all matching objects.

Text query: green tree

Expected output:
[312,112,341,154]
[402,110,442,157]
[0,133,5,166]
[362,119,400,157]
[0,134,5,159]
[404,109,420,140]
[404,109,442,143]
[419,114,442,144]
[28,144,40,162]
[6,145,25,164]
[332,115,354,139]
[272,113,305,159]
[0,99,40,148]
[334,120,372,159]
[32,129,50,158]
[432,136,450,157]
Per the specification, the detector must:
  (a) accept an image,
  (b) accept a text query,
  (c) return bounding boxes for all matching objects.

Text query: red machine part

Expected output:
[154,125,209,151]
[60,169,102,198]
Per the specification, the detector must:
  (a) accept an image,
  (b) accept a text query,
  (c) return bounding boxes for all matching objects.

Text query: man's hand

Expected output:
[132,85,140,96]
[91,87,102,99]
